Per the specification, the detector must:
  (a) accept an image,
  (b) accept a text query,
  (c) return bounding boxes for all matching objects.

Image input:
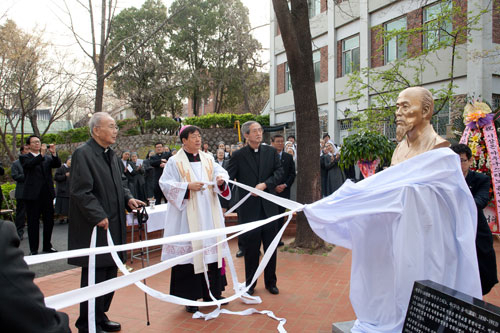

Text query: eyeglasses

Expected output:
[98,125,119,131]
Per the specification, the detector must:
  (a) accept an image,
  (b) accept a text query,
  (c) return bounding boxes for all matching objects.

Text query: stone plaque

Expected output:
[403,280,500,332]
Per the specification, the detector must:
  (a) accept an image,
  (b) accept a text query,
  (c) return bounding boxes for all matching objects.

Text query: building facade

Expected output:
[269,0,500,144]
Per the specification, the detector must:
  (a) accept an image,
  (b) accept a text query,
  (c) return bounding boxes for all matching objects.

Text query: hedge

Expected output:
[183,113,270,129]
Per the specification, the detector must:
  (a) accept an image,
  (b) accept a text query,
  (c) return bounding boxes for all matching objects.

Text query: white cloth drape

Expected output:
[304,148,482,333]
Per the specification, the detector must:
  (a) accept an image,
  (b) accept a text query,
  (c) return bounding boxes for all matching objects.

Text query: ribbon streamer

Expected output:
[30,179,304,332]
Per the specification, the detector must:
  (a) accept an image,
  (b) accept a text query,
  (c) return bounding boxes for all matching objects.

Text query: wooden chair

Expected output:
[0,191,14,222]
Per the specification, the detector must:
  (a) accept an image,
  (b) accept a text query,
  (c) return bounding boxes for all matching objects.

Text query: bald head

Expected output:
[399,87,434,120]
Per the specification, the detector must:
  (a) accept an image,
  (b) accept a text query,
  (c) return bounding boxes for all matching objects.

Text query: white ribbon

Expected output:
[27,179,304,332]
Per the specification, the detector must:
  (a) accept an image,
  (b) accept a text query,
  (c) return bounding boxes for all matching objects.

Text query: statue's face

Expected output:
[395,89,424,142]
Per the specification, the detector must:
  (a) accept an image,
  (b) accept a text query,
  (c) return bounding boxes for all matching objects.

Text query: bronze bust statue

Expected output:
[391,87,450,166]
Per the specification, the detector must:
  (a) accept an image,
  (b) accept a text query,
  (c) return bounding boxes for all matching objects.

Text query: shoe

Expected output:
[247,288,255,295]
[236,249,244,257]
[100,320,121,332]
[203,296,228,305]
[266,286,279,295]
[18,233,23,240]
[30,251,38,255]
[78,328,105,333]
[185,306,199,313]
[278,241,284,247]
[43,247,58,253]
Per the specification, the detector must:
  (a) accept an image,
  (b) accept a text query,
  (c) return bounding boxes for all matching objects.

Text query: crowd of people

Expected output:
[1,102,498,332]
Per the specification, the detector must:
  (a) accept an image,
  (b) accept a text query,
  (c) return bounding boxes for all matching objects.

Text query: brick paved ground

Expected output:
[35,236,500,332]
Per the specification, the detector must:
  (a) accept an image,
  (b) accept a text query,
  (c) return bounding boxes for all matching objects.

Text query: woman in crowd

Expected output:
[54,156,71,224]
[130,152,146,202]
[321,142,345,196]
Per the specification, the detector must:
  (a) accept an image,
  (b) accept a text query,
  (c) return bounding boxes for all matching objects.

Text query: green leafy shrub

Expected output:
[145,116,180,134]
[1,182,16,209]
[339,131,395,170]
[183,113,270,129]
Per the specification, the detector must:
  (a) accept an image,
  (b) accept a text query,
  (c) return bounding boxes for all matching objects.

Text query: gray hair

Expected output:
[89,112,113,137]
[241,121,261,135]
[131,152,138,157]
[218,141,225,146]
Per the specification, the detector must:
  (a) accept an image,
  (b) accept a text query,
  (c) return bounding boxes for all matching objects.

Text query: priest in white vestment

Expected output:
[304,149,482,333]
[159,125,231,313]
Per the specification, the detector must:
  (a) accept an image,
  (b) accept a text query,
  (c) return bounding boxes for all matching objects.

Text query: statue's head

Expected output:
[395,87,434,142]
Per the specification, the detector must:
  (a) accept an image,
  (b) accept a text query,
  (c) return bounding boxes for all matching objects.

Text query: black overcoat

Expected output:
[226,144,284,223]
[20,152,61,200]
[68,138,133,267]
[0,220,70,332]
[465,170,498,295]
[54,164,70,198]
[276,151,296,200]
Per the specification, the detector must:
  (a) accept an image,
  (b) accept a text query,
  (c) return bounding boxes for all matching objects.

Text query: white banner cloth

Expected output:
[303,148,482,333]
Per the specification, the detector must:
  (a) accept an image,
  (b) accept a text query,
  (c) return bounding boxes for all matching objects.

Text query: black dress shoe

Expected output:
[185,305,199,313]
[29,251,38,255]
[236,249,244,257]
[266,286,279,295]
[78,328,105,333]
[278,241,284,247]
[43,247,58,253]
[100,320,121,332]
[247,288,255,295]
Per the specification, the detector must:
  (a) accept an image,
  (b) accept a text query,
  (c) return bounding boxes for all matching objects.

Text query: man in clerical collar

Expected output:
[158,125,231,313]
[226,121,284,296]
[68,112,144,332]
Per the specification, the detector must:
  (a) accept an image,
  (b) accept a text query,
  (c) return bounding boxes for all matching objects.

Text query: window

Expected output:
[308,0,321,18]
[342,35,360,75]
[493,94,500,111]
[431,100,450,137]
[313,50,321,82]
[385,17,407,63]
[423,1,452,49]
[285,63,292,92]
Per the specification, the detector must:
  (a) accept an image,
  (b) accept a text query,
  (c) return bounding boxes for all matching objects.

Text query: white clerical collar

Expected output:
[63,163,68,168]
[31,152,40,157]
[104,148,109,153]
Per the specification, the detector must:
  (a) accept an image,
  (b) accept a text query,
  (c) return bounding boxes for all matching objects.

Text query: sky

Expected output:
[0,0,271,66]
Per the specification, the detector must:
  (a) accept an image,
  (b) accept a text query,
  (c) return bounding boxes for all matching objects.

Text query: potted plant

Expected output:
[339,130,395,178]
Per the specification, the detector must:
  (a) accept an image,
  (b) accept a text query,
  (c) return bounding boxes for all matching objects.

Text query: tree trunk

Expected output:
[272,0,324,249]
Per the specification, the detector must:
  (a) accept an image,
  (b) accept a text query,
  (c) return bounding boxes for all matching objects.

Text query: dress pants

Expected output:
[15,198,26,238]
[25,196,55,253]
[170,262,226,300]
[241,210,279,289]
[154,186,166,205]
[76,266,117,330]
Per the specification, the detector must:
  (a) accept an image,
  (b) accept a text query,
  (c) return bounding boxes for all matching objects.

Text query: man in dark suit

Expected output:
[69,112,144,333]
[271,134,296,246]
[0,219,71,332]
[150,142,172,204]
[226,121,284,295]
[450,144,498,295]
[20,135,61,255]
[11,145,30,239]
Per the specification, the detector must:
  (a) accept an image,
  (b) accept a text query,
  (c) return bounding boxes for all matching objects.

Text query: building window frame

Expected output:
[384,16,407,64]
[423,1,453,50]
[308,0,321,18]
[342,35,360,76]
[313,50,321,82]
[285,62,292,92]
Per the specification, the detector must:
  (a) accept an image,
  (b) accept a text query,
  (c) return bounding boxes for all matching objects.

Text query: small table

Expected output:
[126,203,168,263]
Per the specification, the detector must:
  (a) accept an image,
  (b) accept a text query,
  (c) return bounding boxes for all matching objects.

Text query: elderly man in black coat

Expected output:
[20,135,61,255]
[0,220,71,332]
[68,112,144,333]
[226,121,284,295]
[450,144,498,295]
